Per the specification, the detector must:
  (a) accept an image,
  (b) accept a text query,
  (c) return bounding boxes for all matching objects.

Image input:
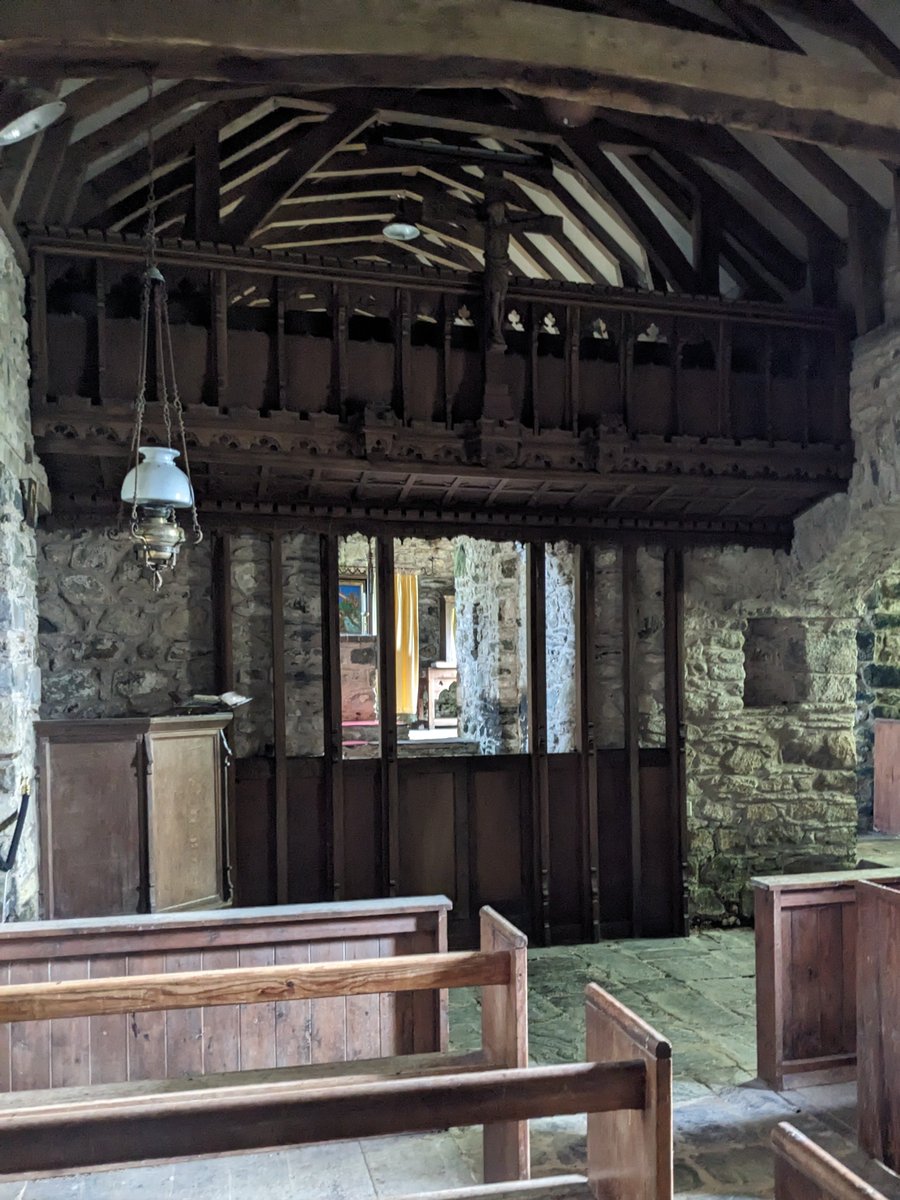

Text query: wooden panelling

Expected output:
[472,758,531,936]
[286,758,328,904]
[0,898,450,1092]
[398,765,457,901]
[753,868,900,1090]
[342,759,382,901]
[639,760,678,938]
[874,719,900,834]
[37,716,229,919]
[233,758,276,908]
[857,880,900,1169]
[596,750,632,937]
[548,754,584,937]
[38,734,143,919]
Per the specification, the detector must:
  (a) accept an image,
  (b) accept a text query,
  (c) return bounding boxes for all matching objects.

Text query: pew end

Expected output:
[480,906,529,1182]
[585,982,673,1200]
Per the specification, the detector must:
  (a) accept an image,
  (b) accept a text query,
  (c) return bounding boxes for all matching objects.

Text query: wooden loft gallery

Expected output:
[2,0,899,943]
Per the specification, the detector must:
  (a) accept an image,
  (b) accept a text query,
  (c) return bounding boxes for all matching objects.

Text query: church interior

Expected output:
[5,1,900,1196]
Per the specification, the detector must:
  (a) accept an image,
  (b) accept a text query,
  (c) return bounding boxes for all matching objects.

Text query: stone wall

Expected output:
[545,543,577,753]
[0,233,46,919]
[455,538,528,754]
[38,530,215,719]
[682,584,858,922]
[856,567,900,830]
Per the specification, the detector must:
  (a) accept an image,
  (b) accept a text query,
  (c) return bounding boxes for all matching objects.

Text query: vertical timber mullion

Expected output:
[664,547,689,936]
[621,543,642,938]
[270,531,288,904]
[377,535,399,896]
[578,543,601,942]
[275,275,287,411]
[213,268,228,408]
[214,532,237,904]
[321,533,345,901]
[528,543,551,945]
[95,260,107,403]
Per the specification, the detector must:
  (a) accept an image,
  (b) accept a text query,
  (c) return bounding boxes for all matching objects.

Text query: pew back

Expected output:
[773,1122,888,1200]
[0,897,451,1091]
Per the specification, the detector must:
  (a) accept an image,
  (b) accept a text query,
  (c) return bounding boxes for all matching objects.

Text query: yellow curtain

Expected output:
[394,573,419,716]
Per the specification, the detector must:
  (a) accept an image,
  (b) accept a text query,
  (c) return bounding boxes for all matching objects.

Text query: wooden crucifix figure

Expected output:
[482,180,563,351]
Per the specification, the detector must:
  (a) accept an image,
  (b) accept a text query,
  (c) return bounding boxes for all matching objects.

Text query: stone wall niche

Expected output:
[743,618,810,707]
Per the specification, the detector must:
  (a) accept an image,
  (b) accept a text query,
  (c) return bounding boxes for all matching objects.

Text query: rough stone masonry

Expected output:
[0,233,47,919]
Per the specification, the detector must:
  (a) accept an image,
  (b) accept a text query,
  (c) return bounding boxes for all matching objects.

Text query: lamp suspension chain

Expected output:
[115,69,202,590]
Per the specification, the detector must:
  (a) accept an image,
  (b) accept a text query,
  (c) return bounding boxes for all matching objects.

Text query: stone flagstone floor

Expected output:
[3,922,900,1198]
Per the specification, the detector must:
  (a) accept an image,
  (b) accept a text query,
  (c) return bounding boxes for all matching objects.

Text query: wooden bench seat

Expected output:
[0,904,529,1183]
[0,983,672,1200]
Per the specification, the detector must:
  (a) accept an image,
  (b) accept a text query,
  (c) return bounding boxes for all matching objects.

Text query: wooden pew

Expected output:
[773,1122,888,1200]
[0,895,453,1091]
[752,869,900,1090]
[0,983,671,1200]
[0,904,529,1183]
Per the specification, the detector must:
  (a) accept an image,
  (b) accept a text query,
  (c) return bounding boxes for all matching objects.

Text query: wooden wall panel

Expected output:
[874,719,900,834]
[471,758,531,936]
[342,760,381,901]
[233,759,276,908]
[638,758,677,938]
[596,749,631,937]
[549,753,583,937]
[286,758,328,904]
[397,764,457,902]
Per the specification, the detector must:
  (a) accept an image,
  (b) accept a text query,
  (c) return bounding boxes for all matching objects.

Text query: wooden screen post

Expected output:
[480,906,529,1182]
[621,544,642,937]
[585,981,673,1200]
[578,543,601,942]
[321,533,345,900]
[663,547,688,936]
[213,532,237,903]
[270,532,289,904]
[376,535,399,896]
[527,544,551,946]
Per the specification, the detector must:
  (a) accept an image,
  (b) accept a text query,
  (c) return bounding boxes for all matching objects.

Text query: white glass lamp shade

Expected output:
[0,100,66,146]
[120,446,193,509]
[382,218,420,242]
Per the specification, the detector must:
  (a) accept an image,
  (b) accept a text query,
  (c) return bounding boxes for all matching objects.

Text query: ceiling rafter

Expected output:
[626,152,790,301]
[97,107,320,233]
[743,0,900,77]
[79,98,312,226]
[222,102,393,244]
[560,128,697,292]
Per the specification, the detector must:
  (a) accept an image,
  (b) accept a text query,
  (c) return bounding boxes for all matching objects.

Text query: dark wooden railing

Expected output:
[29,229,848,446]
